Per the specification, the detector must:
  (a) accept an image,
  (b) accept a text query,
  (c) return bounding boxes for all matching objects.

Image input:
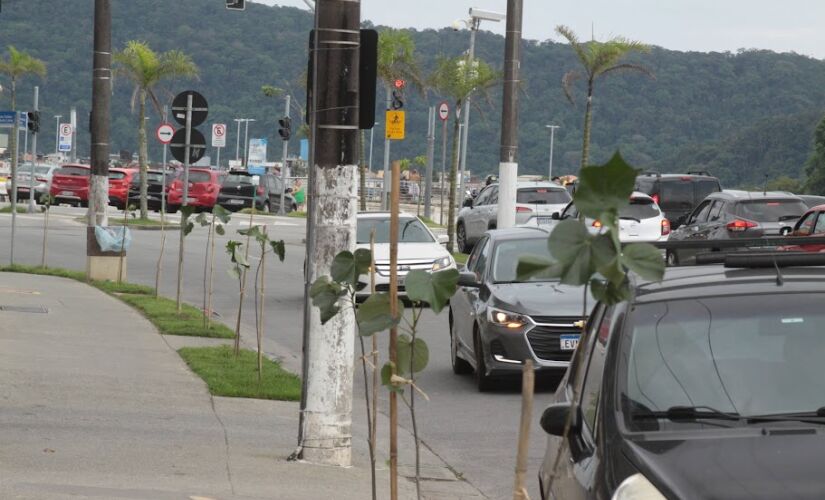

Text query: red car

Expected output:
[167,168,223,212]
[779,204,825,252]
[108,168,138,210]
[50,164,90,207]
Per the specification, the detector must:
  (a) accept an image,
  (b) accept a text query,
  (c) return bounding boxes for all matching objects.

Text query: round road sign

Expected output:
[171,90,208,127]
[438,101,449,121]
[169,128,207,164]
[156,123,175,144]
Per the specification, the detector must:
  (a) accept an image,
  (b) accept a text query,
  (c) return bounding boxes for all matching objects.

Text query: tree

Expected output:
[766,175,802,193]
[0,45,46,191]
[114,41,198,219]
[429,55,499,252]
[556,25,653,170]
[804,115,825,195]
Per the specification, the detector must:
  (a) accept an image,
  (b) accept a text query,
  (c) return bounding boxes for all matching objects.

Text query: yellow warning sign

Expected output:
[385,110,405,140]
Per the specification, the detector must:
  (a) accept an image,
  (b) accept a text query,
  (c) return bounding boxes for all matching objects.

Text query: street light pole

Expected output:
[234,118,242,162]
[53,115,62,155]
[546,125,560,179]
[243,119,255,168]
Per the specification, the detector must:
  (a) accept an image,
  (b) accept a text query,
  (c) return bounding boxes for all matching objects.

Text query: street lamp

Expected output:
[234,118,243,162]
[53,115,62,155]
[545,125,560,180]
[243,119,256,168]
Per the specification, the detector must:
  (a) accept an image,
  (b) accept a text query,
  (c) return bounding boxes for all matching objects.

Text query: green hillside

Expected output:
[2,0,825,188]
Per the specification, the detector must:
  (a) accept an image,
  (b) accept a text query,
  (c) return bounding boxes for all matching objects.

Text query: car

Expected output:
[526,192,671,243]
[798,194,825,209]
[634,170,722,229]
[125,169,179,212]
[538,255,825,500]
[775,203,825,252]
[108,167,138,209]
[167,168,222,212]
[449,227,595,391]
[50,164,90,206]
[456,181,572,253]
[666,190,807,265]
[5,163,58,201]
[216,170,296,213]
[355,212,454,299]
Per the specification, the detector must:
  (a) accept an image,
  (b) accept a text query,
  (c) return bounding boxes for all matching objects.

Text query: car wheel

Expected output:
[450,311,472,375]
[457,222,471,254]
[666,250,679,266]
[473,329,493,392]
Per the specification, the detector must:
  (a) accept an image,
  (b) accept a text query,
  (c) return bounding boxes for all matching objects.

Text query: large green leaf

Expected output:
[516,254,557,282]
[355,292,402,336]
[309,276,346,324]
[183,221,195,236]
[180,205,196,218]
[270,240,286,262]
[547,220,596,286]
[330,249,371,285]
[396,334,429,375]
[573,152,638,220]
[404,268,459,314]
[622,243,665,281]
[590,278,631,305]
[195,212,209,226]
[225,240,249,268]
[212,205,232,224]
[380,361,404,393]
[353,248,372,276]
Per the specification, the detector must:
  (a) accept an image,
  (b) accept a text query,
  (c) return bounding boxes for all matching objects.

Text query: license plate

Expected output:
[60,191,75,196]
[560,334,580,351]
[229,199,244,205]
[535,217,553,225]
[187,197,197,203]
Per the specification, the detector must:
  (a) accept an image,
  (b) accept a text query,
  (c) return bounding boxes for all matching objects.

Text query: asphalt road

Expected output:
[0,206,560,499]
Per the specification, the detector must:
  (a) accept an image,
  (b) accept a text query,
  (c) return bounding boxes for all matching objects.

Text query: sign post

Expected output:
[438,102,449,225]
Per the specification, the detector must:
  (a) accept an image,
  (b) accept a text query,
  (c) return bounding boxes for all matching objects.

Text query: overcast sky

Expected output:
[254,0,825,59]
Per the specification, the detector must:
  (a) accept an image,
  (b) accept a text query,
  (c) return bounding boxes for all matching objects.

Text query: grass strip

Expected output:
[418,215,444,229]
[287,211,307,218]
[118,294,234,338]
[0,205,31,214]
[178,345,301,401]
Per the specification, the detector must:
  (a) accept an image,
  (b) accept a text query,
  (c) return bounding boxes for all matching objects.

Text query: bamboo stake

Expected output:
[370,229,378,493]
[257,226,267,382]
[40,201,49,268]
[207,215,217,329]
[203,216,213,328]
[513,360,535,500]
[389,159,400,500]
[233,210,254,355]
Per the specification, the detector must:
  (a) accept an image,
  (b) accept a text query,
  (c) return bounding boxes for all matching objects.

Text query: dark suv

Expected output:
[539,257,825,500]
[634,171,721,228]
[666,190,807,265]
[216,171,296,213]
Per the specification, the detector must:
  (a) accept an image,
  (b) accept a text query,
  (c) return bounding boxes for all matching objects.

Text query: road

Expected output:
[0,206,561,499]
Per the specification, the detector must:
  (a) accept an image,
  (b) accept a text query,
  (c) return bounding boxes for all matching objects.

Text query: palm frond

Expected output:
[555,25,591,70]
[561,70,581,105]
[599,63,656,80]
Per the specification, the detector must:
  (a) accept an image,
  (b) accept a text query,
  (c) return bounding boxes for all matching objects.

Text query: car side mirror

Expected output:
[551,212,560,220]
[540,402,581,437]
[437,234,449,245]
[780,226,792,236]
[463,198,474,208]
[457,271,480,288]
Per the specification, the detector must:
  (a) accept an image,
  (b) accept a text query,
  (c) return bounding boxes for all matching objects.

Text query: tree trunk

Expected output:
[138,89,149,219]
[9,79,18,265]
[580,83,594,170]
[446,110,460,253]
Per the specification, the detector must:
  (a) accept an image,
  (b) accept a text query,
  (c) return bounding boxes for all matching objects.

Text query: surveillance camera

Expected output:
[469,8,505,22]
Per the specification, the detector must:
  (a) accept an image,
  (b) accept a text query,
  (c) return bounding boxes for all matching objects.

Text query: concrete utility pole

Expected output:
[87,0,112,279]
[53,115,62,155]
[496,0,523,230]
[424,106,435,219]
[243,119,254,167]
[234,118,242,161]
[439,112,448,225]
[299,0,360,467]
[546,125,560,180]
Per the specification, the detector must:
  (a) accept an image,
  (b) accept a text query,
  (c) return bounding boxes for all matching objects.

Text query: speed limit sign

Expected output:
[212,123,227,148]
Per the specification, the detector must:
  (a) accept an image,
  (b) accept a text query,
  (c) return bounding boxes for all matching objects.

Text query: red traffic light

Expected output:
[394,79,406,89]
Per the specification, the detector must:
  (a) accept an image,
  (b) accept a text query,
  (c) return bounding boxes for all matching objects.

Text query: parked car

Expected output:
[5,163,58,201]
[634,170,721,228]
[449,227,595,391]
[666,190,807,265]
[538,255,825,500]
[125,169,179,212]
[50,164,90,206]
[526,192,671,243]
[355,212,453,300]
[166,168,221,212]
[216,170,296,213]
[108,168,138,209]
[456,181,571,253]
[798,194,825,209]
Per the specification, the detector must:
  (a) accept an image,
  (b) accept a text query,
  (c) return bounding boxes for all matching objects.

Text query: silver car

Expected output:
[456,181,571,253]
[5,164,58,202]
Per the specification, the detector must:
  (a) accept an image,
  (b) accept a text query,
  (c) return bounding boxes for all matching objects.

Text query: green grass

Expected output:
[418,215,444,229]
[0,205,30,214]
[93,280,154,295]
[452,252,468,265]
[108,217,179,227]
[118,294,235,339]
[287,210,307,218]
[0,264,154,295]
[238,208,271,215]
[178,345,301,401]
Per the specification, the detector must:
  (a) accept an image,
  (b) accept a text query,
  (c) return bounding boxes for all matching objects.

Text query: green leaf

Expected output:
[195,212,208,226]
[590,278,631,305]
[353,248,373,277]
[516,254,557,282]
[183,221,195,236]
[270,240,286,262]
[396,334,429,375]
[180,205,196,219]
[573,152,638,220]
[213,205,232,224]
[547,220,596,286]
[355,292,402,336]
[310,276,346,324]
[226,241,250,268]
[380,362,404,393]
[622,243,666,281]
[215,224,225,236]
[404,268,459,313]
[330,251,356,284]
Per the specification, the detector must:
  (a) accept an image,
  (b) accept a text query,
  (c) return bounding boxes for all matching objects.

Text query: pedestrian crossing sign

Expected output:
[385,110,405,140]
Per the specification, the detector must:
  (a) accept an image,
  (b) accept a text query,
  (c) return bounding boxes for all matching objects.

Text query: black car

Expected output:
[666,190,807,265]
[127,169,177,212]
[449,227,594,391]
[634,171,721,228]
[539,257,825,500]
[216,171,296,213]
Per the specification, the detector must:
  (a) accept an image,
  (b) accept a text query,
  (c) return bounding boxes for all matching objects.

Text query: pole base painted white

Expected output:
[497,161,518,229]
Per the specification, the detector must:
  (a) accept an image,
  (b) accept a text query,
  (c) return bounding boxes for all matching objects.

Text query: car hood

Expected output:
[486,282,595,317]
[624,431,825,499]
[358,242,450,263]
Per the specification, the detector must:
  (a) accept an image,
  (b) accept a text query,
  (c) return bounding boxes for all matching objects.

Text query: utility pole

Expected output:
[298,0,360,467]
[381,86,391,209]
[458,23,476,206]
[70,106,77,163]
[53,115,62,155]
[234,118,242,162]
[279,94,290,214]
[546,124,559,180]
[243,119,255,168]
[496,0,522,230]
[161,105,168,214]
[28,86,39,213]
[439,112,447,225]
[424,106,435,219]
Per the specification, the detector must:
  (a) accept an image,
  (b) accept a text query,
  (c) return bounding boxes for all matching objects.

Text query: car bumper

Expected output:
[355,263,457,299]
[479,320,578,376]
[217,196,258,211]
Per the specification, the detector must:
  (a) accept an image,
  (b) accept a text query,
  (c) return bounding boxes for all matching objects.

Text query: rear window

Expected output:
[735,200,807,222]
[223,174,254,186]
[56,166,89,176]
[695,179,721,200]
[660,181,693,206]
[189,171,212,183]
[516,187,570,205]
[621,198,660,220]
[108,171,126,180]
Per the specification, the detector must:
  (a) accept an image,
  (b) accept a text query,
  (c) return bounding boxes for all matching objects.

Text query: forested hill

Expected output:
[2,0,825,187]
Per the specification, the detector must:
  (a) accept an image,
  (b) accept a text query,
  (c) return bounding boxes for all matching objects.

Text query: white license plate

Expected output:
[535,217,553,225]
[228,199,244,205]
[560,334,580,351]
[187,197,197,203]
[60,191,75,196]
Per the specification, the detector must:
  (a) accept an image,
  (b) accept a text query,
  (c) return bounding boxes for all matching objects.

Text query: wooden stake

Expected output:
[513,360,534,500]
[389,159,400,500]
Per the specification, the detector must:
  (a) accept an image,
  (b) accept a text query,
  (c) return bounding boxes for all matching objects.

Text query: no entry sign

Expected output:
[156,123,175,144]
[438,101,449,121]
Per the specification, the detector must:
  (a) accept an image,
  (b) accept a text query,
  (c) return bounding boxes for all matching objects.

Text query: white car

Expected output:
[5,164,58,202]
[356,212,455,299]
[522,191,671,242]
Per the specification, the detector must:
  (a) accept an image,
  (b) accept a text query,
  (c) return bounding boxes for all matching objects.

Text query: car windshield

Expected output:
[735,199,806,222]
[18,165,51,176]
[189,171,212,183]
[56,166,89,176]
[516,187,570,205]
[356,217,434,244]
[660,181,693,206]
[621,197,660,220]
[621,294,825,431]
[492,237,556,283]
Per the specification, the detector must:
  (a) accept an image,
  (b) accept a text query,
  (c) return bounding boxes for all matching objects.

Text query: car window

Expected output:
[223,174,254,186]
[694,179,721,202]
[567,304,606,394]
[108,171,126,180]
[487,186,499,205]
[814,213,825,234]
[355,217,434,244]
[620,197,660,220]
[660,180,693,208]
[492,238,557,283]
[57,166,89,176]
[795,211,817,236]
[472,238,490,280]
[634,178,655,195]
[735,200,807,222]
[580,306,616,436]
[708,200,725,221]
[473,187,492,207]
[561,201,578,219]
[465,236,487,272]
[189,171,212,183]
[687,200,712,224]
[516,187,570,205]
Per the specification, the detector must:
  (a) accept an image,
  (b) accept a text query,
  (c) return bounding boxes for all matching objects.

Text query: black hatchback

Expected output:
[216,171,296,213]
[538,260,825,500]
[635,171,721,229]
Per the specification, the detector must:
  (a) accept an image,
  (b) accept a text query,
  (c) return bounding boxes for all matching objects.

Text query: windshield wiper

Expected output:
[744,407,825,424]
[633,405,741,422]
[620,216,642,223]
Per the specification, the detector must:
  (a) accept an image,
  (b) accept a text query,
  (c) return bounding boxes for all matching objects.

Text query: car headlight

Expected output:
[487,307,529,329]
[432,256,453,272]
[611,473,666,500]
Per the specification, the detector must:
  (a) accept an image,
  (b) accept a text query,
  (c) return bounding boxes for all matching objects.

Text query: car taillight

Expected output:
[726,219,757,232]
[592,220,602,228]
[257,186,265,196]
[515,206,532,213]
[661,218,671,236]
[651,194,660,205]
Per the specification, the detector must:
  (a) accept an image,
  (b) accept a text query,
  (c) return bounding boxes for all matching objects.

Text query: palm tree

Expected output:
[0,46,46,182]
[556,25,653,169]
[114,41,198,219]
[429,56,499,253]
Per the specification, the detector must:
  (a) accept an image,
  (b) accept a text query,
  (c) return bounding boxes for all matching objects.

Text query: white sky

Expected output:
[254,0,825,59]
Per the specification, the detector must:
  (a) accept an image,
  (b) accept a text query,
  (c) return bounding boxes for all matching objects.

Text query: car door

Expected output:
[453,237,490,356]
[268,175,283,212]
[465,187,493,242]
[484,186,499,229]
[695,200,726,240]
[786,210,820,252]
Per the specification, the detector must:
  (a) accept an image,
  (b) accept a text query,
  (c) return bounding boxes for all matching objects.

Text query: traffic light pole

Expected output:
[279,94,290,215]
[28,86,39,213]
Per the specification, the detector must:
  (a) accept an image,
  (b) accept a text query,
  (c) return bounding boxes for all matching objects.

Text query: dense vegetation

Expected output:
[3,0,825,189]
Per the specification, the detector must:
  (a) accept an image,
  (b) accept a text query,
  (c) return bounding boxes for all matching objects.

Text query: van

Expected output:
[634,170,721,228]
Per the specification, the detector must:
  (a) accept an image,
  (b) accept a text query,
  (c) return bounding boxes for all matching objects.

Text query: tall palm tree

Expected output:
[114,41,198,219]
[429,56,499,253]
[556,25,653,169]
[0,46,46,181]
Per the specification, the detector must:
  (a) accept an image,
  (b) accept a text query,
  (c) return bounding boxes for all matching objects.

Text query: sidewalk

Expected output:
[0,273,482,499]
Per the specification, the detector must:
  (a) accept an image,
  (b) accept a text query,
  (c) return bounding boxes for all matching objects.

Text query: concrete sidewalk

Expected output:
[0,273,481,499]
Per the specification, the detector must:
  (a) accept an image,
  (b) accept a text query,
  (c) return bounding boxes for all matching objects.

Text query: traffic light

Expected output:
[391,89,404,110]
[226,0,245,10]
[26,111,40,134]
[278,116,291,140]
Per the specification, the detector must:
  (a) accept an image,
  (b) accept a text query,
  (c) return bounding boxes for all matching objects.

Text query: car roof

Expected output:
[707,190,803,201]
[636,172,719,180]
[807,204,825,212]
[485,226,551,241]
[485,181,567,190]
